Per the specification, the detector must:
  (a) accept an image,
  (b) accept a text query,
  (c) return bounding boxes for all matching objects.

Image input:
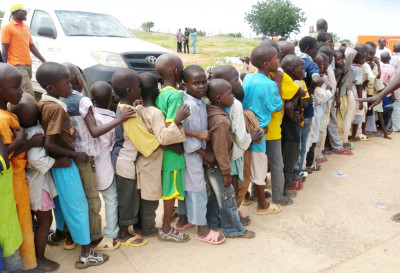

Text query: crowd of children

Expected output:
[1,29,399,272]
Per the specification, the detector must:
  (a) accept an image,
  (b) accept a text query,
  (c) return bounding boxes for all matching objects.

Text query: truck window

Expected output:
[31,10,57,37]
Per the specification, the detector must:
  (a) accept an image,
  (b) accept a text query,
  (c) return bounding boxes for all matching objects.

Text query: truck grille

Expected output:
[122,52,164,70]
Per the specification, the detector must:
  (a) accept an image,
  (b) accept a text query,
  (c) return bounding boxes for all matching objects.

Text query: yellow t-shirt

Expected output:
[120,103,159,157]
[266,72,300,140]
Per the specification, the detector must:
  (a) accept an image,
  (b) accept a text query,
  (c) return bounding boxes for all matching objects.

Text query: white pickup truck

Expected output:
[1,8,170,94]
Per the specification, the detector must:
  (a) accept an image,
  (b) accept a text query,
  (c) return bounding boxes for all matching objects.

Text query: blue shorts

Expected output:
[177,188,207,226]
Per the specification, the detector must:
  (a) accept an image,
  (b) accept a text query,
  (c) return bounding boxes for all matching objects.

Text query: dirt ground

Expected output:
[43,133,400,273]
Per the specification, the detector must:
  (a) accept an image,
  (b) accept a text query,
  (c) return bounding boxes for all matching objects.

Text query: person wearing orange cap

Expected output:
[1,4,46,97]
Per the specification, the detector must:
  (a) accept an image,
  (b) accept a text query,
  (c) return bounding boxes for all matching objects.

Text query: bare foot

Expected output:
[118,232,144,244]
[36,257,60,272]
[240,215,251,226]
[175,215,189,229]
[384,135,392,139]
[349,137,360,142]
[231,230,256,239]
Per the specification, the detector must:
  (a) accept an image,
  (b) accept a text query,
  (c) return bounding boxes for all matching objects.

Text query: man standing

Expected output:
[176,28,183,53]
[190,28,198,54]
[183,27,190,54]
[376,37,392,60]
[1,4,46,97]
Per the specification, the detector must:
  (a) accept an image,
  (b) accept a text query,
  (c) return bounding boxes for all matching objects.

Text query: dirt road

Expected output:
[46,133,400,273]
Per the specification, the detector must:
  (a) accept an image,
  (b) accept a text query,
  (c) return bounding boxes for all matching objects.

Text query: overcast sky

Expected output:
[2,0,399,43]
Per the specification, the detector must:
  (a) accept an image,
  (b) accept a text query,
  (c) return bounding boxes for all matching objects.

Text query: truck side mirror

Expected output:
[37,27,56,39]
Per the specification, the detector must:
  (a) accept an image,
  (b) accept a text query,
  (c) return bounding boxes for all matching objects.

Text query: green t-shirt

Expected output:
[155,86,185,171]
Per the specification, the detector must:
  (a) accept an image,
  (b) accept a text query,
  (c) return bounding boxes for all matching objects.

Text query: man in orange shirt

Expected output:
[1,4,46,97]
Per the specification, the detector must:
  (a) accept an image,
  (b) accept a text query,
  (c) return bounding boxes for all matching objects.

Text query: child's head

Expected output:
[250,45,279,73]
[317,32,334,49]
[316,18,328,32]
[319,52,329,74]
[334,50,344,68]
[207,79,234,108]
[378,37,386,49]
[36,62,72,99]
[299,36,318,59]
[313,54,324,75]
[239,56,250,65]
[260,39,281,60]
[354,47,366,65]
[155,53,184,84]
[90,81,113,110]
[10,93,39,128]
[139,72,159,103]
[368,44,376,61]
[366,41,377,49]
[394,42,400,53]
[319,45,334,64]
[278,40,295,59]
[111,69,141,101]
[63,62,83,92]
[380,52,391,64]
[182,65,207,99]
[212,65,244,101]
[281,55,305,81]
[0,63,23,106]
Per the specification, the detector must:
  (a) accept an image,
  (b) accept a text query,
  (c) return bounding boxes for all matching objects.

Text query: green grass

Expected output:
[131,30,260,69]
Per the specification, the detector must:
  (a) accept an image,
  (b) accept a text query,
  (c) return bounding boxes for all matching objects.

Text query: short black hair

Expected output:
[354,46,366,62]
[319,45,333,57]
[207,79,231,104]
[90,81,113,109]
[334,50,343,59]
[182,65,205,83]
[139,72,159,101]
[259,39,281,59]
[299,36,317,53]
[319,52,329,62]
[317,32,332,43]
[250,45,277,69]
[111,69,139,98]
[36,62,69,90]
[366,41,377,49]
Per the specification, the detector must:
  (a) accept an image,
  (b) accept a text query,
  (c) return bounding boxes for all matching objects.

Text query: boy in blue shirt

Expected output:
[242,45,283,215]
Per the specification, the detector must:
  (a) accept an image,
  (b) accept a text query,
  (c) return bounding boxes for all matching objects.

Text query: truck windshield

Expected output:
[55,10,133,38]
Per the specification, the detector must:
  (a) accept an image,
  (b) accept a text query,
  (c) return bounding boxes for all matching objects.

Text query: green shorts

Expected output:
[162,169,185,200]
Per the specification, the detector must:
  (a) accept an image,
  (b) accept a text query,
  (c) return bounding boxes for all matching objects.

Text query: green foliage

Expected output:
[245,0,306,36]
[0,10,4,18]
[141,21,154,32]
[228,33,242,38]
[329,32,341,44]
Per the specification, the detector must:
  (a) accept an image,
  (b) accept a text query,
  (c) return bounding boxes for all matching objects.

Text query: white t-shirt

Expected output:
[376,47,392,60]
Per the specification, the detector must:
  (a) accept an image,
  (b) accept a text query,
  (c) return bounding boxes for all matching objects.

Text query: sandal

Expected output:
[316,157,328,164]
[392,213,400,222]
[322,149,333,155]
[94,237,120,251]
[359,133,371,141]
[255,203,281,215]
[241,199,251,206]
[309,164,321,171]
[75,248,109,269]
[64,241,77,250]
[287,181,303,191]
[195,230,225,245]
[332,149,354,155]
[158,227,190,243]
[120,235,147,247]
[273,196,294,207]
[47,229,65,246]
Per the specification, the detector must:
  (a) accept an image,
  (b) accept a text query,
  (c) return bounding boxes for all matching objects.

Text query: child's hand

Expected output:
[118,107,136,122]
[196,130,210,141]
[203,152,215,165]
[12,127,25,141]
[53,157,72,168]
[29,133,46,148]
[74,152,89,163]
[223,175,232,188]
[250,128,263,143]
[335,95,341,109]
[174,104,190,125]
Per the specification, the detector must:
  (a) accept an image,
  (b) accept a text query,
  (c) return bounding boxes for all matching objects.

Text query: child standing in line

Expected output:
[212,65,263,222]
[205,79,255,239]
[11,93,71,272]
[242,45,283,215]
[0,63,44,271]
[36,62,109,269]
[111,69,153,247]
[0,65,23,272]
[90,81,121,251]
[174,65,225,244]
[61,63,133,248]
[135,72,189,237]
[154,53,190,243]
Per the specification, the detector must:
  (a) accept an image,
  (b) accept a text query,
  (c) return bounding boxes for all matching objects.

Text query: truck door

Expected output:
[30,10,57,78]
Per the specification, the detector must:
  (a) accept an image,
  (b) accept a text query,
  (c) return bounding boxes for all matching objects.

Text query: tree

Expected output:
[329,32,341,44]
[141,21,154,32]
[245,0,306,36]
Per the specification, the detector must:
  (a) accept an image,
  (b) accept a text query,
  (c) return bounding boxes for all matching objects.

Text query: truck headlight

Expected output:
[91,51,129,68]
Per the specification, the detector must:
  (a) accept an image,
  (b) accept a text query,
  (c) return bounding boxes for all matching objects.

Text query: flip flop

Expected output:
[120,235,147,247]
[175,222,195,231]
[255,203,281,215]
[273,196,294,207]
[287,181,303,191]
[316,157,328,164]
[333,149,354,155]
[64,241,77,250]
[94,237,120,251]
[391,213,400,222]
[241,199,251,206]
[195,230,225,245]
[359,133,371,141]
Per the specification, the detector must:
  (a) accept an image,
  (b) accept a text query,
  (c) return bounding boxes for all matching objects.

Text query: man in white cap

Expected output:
[1,4,46,97]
